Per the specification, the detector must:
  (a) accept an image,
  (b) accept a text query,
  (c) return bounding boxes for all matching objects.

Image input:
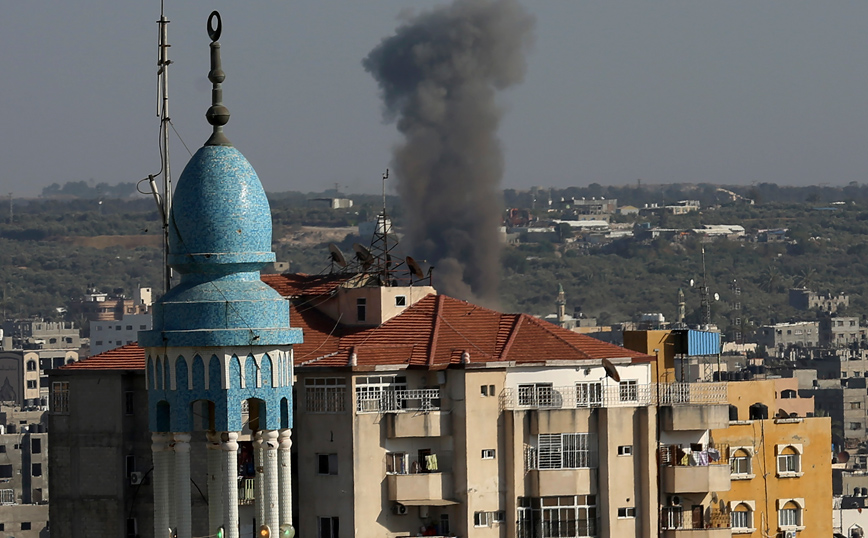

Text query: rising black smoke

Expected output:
[363,0,534,306]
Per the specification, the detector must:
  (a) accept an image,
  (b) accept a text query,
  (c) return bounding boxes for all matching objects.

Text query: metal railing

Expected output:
[356,388,441,413]
[501,383,727,411]
[238,478,255,505]
[659,444,729,467]
[660,508,729,530]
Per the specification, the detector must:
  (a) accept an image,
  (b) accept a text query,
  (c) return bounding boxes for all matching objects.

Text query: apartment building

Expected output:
[284,284,734,538]
[0,404,49,538]
[714,380,832,538]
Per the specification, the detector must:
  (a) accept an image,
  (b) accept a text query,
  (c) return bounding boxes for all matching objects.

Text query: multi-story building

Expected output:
[0,404,49,538]
[67,286,152,323]
[47,341,156,538]
[753,322,820,358]
[0,320,80,406]
[820,315,865,348]
[715,379,832,538]
[90,313,153,356]
[788,288,849,313]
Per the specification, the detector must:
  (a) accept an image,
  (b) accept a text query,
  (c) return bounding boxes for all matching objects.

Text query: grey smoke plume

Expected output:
[363,0,534,305]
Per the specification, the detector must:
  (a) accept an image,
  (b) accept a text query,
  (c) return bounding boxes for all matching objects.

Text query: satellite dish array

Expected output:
[326,243,431,285]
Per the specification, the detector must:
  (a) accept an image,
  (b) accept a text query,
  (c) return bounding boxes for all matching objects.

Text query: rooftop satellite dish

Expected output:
[838,451,851,464]
[777,408,788,418]
[601,358,621,383]
[406,256,425,280]
[714,292,720,301]
[352,243,374,269]
[328,243,347,268]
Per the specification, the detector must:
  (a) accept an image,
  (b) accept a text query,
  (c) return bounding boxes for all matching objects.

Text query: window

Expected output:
[518,383,555,407]
[125,455,136,478]
[0,465,12,479]
[474,511,505,527]
[27,380,37,389]
[619,380,638,402]
[617,507,636,518]
[317,516,339,538]
[661,507,683,530]
[534,433,596,469]
[126,325,133,330]
[852,422,863,431]
[0,489,13,503]
[317,454,338,475]
[0,445,5,453]
[481,384,496,397]
[776,445,802,476]
[780,389,796,399]
[116,325,122,330]
[482,449,496,459]
[518,495,596,538]
[21,522,32,531]
[385,452,407,474]
[306,378,347,413]
[852,402,862,410]
[355,375,406,412]
[439,514,449,535]
[51,381,70,414]
[26,360,36,372]
[395,295,407,307]
[356,298,366,322]
[126,518,138,538]
[95,341,104,346]
[32,438,41,454]
[140,325,148,330]
[125,391,135,415]
[778,500,802,528]
[730,502,754,532]
[730,448,752,477]
[32,463,42,477]
[576,382,602,407]
[617,445,632,456]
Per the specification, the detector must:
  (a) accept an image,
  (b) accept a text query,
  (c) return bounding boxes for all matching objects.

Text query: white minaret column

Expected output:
[206,431,224,534]
[222,431,240,538]
[263,429,280,532]
[152,432,172,538]
[173,432,193,538]
[278,428,292,527]
[253,430,265,526]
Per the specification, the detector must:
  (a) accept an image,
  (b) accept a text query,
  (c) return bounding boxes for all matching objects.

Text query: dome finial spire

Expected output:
[205,11,231,146]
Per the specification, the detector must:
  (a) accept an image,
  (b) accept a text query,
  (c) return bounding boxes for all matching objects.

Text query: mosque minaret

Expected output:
[139,12,303,538]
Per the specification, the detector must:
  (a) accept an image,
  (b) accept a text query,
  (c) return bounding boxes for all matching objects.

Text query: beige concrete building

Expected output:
[0,404,49,538]
[268,273,734,538]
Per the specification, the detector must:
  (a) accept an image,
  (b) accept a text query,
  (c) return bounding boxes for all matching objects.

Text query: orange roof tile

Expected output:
[62,343,145,371]
[261,273,355,298]
[297,294,652,369]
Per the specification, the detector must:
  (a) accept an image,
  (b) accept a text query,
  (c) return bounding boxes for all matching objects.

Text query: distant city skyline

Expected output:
[3,1,867,197]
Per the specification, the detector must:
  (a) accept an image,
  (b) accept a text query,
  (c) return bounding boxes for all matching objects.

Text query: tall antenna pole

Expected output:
[699,246,711,327]
[157,1,173,293]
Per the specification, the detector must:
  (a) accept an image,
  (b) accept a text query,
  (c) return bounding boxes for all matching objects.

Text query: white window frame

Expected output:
[776,498,804,530]
[536,433,597,469]
[576,381,602,407]
[481,449,496,459]
[729,500,756,534]
[617,445,632,456]
[775,444,803,477]
[617,507,636,518]
[619,380,638,402]
[355,375,406,413]
[386,452,408,475]
[730,446,755,479]
[518,383,555,407]
[306,377,347,413]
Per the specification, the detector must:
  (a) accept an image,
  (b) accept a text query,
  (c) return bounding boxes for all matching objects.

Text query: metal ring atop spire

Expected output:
[207,11,222,42]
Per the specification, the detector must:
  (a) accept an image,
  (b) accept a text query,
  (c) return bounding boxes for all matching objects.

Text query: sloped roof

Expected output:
[61,343,145,371]
[260,273,355,298]
[297,294,652,369]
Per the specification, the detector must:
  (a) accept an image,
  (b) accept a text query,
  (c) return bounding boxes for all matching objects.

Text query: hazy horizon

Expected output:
[3,1,867,198]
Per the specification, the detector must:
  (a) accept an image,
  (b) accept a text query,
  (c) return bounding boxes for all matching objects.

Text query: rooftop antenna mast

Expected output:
[699,247,711,327]
[370,169,396,284]
[147,0,173,295]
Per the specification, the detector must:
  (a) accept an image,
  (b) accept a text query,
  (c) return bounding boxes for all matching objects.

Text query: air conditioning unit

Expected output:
[392,503,408,516]
[130,472,145,486]
[668,495,682,506]
[782,531,796,538]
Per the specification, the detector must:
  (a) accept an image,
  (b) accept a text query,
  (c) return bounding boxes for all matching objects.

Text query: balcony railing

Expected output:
[501,383,727,411]
[661,508,729,531]
[357,388,441,413]
[238,478,255,505]
[659,444,729,467]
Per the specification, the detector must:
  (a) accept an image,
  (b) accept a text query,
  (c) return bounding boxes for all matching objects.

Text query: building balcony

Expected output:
[387,471,454,504]
[387,410,450,438]
[357,389,441,414]
[527,469,596,497]
[661,508,731,538]
[500,383,727,412]
[661,463,731,493]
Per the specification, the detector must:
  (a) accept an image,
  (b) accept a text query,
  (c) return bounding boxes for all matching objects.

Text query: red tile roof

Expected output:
[261,273,355,298]
[61,343,145,371]
[296,294,652,369]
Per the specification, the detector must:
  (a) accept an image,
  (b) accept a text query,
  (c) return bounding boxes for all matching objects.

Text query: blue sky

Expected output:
[3,1,867,197]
